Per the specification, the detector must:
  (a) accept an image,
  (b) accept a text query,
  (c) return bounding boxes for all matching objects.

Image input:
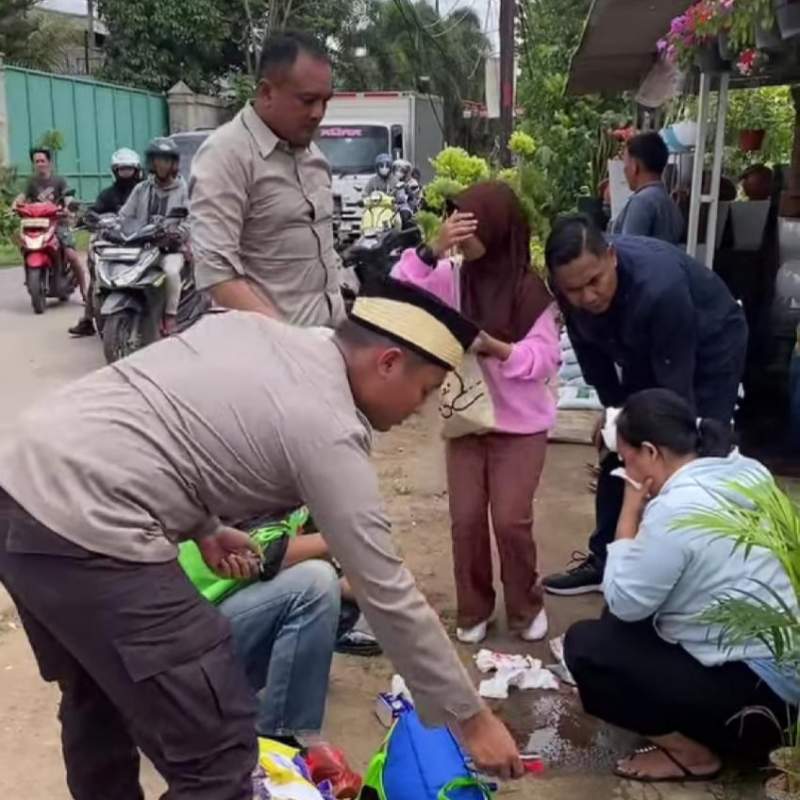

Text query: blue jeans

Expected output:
[218,560,340,738]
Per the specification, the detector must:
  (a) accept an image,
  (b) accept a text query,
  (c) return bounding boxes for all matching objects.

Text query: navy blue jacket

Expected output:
[565,236,748,419]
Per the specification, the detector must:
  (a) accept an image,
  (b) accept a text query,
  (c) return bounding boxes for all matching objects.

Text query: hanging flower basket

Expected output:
[695,40,731,72]
[739,128,767,152]
[774,0,800,39]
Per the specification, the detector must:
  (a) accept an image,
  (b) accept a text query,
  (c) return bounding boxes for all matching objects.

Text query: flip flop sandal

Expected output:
[613,744,722,784]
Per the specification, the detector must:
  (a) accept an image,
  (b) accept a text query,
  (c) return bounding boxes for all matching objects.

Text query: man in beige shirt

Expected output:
[0,280,522,799]
[190,32,344,327]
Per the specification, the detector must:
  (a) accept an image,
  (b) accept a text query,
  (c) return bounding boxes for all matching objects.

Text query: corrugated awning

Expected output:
[567,0,691,95]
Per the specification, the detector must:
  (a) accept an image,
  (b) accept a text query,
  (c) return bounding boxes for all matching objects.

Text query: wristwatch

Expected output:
[416,244,438,267]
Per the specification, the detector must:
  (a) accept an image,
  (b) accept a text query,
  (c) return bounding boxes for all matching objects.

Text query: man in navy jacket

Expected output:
[542,215,747,595]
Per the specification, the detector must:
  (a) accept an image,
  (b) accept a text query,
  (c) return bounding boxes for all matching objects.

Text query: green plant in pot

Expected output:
[678,476,799,799]
[723,0,782,51]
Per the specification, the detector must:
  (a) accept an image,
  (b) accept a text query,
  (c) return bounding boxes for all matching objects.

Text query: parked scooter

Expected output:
[15,196,78,314]
[90,206,209,363]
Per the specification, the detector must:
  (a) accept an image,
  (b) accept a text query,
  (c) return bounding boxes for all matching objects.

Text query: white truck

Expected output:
[314,91,445,247]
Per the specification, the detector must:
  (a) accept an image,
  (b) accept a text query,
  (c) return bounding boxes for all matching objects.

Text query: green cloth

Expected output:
[178,507,309,605]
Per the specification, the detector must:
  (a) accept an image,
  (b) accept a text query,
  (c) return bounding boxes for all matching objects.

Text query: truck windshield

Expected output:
[315,125,390,175]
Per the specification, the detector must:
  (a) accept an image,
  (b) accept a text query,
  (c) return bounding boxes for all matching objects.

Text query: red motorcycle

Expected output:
[16,200,77,314]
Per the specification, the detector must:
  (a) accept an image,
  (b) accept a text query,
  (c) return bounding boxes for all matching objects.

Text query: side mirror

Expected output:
[167,206,189,219]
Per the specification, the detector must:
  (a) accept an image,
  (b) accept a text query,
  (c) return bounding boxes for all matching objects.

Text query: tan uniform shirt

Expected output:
[190,104,345,328]
[0,312,481,726]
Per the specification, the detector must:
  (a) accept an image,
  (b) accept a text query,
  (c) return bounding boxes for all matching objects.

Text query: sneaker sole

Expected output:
[543,584,603,597]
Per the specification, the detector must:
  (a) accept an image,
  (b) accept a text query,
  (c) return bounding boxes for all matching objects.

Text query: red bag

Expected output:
[305,744,362,799]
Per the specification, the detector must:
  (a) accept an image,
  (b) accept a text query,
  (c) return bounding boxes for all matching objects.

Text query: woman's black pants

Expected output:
[564,611,794,762]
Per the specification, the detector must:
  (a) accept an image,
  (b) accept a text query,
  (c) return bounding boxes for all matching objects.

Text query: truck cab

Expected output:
[315,122,397,248]
[315,91,444,249]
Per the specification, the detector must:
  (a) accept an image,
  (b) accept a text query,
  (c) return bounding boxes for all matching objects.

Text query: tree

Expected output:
[0,2,84,72]
[516,0,628,216]
[97,0,364,92]
[0,0,38,65]
[96,0,280,91]
[336,0,490,144]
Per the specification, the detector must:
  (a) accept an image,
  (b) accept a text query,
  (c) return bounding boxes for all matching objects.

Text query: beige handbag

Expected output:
[438,261,496,438]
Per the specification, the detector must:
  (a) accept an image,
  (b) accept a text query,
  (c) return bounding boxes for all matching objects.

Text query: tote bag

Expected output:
[438,262,496,439]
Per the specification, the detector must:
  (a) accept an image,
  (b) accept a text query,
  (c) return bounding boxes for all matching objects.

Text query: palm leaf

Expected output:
[671,473,800,671]
[700,581,800,662]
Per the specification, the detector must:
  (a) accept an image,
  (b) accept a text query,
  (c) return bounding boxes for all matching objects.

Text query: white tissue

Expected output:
[610,467,643,491]
[474,649,559,699]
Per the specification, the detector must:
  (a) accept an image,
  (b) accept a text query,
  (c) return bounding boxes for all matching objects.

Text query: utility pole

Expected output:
[498,0,515,165]
[86,0,95,75]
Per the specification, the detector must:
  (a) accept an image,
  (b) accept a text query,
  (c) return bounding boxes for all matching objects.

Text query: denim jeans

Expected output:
[218,560,341,738]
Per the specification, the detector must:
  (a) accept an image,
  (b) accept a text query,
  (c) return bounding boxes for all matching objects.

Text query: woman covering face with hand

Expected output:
[564,388,799,784]
[392,181,560,644]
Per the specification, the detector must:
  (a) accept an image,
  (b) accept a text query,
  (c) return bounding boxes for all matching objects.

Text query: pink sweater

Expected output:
[392,249,561,435]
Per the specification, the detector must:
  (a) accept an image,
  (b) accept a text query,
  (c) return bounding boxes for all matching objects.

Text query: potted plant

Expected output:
[740,127,767,151]
[723,0,781,50]
[659,1,731,73]
[679,476,800,800]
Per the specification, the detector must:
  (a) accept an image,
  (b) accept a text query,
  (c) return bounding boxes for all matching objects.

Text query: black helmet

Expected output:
[145,137,179,166]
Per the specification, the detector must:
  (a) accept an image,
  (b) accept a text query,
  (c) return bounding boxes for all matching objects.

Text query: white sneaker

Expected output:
[520,609,549,642]
[456,620,488,644]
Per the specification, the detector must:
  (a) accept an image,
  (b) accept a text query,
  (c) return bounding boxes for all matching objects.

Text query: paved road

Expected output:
[0,266,104,612]
[0,266,103,433]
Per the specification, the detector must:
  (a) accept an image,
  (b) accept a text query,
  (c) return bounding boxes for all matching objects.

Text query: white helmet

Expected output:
[111,148,141,172]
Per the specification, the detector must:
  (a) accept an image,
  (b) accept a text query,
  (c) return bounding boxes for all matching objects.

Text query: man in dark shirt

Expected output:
[15,148,93,336]
[542,215,747,595]
[612,131,684,244]
[91,148,142,215]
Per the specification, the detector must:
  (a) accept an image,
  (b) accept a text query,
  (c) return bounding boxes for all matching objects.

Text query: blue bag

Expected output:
[360,709,493,800]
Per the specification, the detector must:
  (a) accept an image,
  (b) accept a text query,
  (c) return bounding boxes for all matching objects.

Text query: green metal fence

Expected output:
[5,66,168,201]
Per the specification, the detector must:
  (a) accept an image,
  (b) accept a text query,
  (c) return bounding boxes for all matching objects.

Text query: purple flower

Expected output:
[657,37,668,53]
[670,14,689,35]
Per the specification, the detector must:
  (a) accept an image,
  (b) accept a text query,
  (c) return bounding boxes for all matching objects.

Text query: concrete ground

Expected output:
[0,267,763,799]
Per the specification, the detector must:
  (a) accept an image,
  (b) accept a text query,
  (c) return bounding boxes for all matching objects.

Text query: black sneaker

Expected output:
[543,552,603,596]
[68,317,95,337]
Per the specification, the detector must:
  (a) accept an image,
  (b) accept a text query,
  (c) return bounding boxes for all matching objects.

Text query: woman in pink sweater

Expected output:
[392,181,560,644]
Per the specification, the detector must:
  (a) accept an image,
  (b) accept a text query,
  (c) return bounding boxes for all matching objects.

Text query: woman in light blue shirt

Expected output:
[564,388,799,783]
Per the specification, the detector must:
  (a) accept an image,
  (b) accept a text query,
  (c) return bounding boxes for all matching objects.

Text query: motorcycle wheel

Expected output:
[57,264,77,302]
[102,309,142,364]
[26,269,47,315]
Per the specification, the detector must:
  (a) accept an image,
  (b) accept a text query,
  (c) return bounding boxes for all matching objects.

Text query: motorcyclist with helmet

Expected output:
[392,158,413,185]
[117,137,189,335]
[363,153,396,197]
[67,149,146,338]
[92,148,143,215]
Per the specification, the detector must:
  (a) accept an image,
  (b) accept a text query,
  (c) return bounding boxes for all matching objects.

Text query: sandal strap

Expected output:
[623,744,693,778]
[652,745,693,778]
